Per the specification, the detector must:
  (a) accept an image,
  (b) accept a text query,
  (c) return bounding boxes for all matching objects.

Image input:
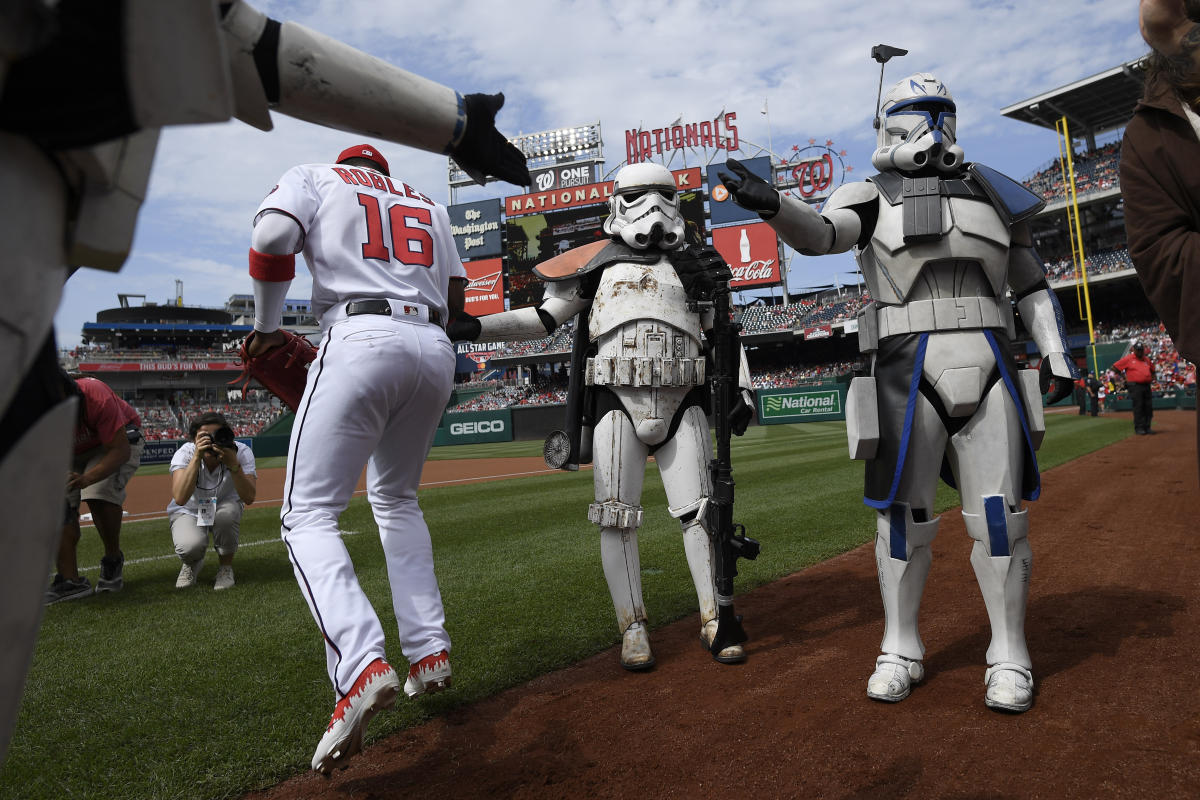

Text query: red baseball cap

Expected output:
[335,143,390,176]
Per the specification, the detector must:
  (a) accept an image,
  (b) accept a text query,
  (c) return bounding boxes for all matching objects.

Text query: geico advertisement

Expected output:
[436,409,513,445]
[757,387,845,423]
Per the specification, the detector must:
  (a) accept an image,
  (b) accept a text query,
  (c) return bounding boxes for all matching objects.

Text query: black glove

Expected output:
[730,389,754,436]
[1039,358,1075,405]
[717,158,780,219]
[446,312,482,342]
[670,244,732,300]
[451,93,531,188]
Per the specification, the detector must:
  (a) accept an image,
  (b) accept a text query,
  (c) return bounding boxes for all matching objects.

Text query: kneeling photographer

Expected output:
[168,412,256,590]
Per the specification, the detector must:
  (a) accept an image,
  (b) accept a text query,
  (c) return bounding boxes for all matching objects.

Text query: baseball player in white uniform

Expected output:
[246,143,465,774]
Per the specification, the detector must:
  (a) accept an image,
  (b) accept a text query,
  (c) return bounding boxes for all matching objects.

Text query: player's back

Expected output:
[261,162,460,322]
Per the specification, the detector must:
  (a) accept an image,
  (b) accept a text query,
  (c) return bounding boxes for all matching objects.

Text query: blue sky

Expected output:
[55,0,1147,347]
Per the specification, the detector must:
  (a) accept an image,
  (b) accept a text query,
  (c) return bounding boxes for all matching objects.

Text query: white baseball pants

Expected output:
[281,315,454,699]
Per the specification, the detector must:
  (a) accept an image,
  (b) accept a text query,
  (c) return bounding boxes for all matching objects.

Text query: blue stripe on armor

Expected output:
[889,503,908,561]
[984,495,1009,557]
[866,333,929,510]
[983,330,1041,501]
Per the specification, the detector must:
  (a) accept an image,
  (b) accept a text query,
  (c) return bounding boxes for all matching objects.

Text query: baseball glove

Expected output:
[230,330,318,411]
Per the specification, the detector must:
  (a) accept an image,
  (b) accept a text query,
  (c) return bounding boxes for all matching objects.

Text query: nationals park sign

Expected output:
[756,385,846,424]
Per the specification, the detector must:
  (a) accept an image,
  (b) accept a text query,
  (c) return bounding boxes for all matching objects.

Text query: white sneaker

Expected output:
[175,561,201,589]
[984,663,1034,712]
[311,658,400,774]
[867,654,924,702]
[619,621,655,671]
[213,565,235,591]
[700,619,746,664]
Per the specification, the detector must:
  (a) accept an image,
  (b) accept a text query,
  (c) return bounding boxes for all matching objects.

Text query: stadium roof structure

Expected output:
[1000,57,1146,143]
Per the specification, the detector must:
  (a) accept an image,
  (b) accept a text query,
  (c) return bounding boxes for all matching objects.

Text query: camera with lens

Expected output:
[213,425,236,449]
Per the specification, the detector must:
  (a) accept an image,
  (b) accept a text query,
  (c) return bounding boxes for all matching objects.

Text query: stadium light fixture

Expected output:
[448,122,604,187]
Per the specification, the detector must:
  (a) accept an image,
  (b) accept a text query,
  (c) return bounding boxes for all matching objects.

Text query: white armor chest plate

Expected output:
[860,195,1011,305]
[588,256,704,343]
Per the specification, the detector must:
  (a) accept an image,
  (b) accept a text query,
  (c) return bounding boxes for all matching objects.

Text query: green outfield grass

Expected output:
[1,414,1132,800]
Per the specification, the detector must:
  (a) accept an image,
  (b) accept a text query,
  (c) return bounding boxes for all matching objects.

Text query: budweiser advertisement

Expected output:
[462,257,506,315]
[712,221,780,288]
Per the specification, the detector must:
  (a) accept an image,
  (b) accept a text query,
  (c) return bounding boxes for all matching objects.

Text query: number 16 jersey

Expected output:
[255,162,466,323]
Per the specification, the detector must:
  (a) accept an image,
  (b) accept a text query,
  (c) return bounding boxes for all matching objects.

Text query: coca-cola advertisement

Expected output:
[712,221,780,288]
[462,257,506,315]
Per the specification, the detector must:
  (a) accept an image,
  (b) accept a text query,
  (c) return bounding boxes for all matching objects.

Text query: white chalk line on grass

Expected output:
[80,466,566,529]
[73,530,365,575]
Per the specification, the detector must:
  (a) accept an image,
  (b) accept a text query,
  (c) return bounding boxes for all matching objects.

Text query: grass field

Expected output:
[1,414,1132,800]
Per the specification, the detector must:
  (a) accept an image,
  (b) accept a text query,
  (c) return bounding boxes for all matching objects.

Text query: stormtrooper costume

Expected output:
[722,73,1076,712]
[0,0,526,761]
[452,163,755,669]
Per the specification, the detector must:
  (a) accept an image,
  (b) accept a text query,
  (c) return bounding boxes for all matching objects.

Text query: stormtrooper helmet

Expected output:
[871,72,965,174]
[602,162,684,250]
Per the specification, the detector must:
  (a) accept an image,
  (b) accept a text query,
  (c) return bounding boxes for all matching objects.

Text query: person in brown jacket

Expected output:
[1120,0,1200,468]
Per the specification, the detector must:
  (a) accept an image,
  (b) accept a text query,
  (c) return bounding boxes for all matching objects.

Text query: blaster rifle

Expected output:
[543,311,592,470]
[704,286,760,657]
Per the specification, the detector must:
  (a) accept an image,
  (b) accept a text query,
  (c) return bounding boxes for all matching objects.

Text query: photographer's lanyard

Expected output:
[196,463,224,528]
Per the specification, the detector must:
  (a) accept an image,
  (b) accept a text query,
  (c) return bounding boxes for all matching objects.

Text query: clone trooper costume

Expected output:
[0,0,527,762]
[452,163,755,669]
[722,73,1076,712]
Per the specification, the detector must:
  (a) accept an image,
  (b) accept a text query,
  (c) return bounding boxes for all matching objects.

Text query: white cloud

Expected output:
[56,0,1146,345]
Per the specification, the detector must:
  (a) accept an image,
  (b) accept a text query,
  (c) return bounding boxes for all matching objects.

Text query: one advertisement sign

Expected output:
[712,222,780,288]
[757,386,846,424]
[462,257,506,316]
[433,409,513,446]
[804,325,833,340]
[447,198,503,260]
[529,163,596,193]
[504,167,703,218]
[707,155,771,226]
[504,169,706,308]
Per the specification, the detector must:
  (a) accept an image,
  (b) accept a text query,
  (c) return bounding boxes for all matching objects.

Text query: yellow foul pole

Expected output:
[1055,116,1099,377]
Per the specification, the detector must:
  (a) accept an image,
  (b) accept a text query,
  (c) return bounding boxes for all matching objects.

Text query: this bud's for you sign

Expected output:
[712,222,780,288]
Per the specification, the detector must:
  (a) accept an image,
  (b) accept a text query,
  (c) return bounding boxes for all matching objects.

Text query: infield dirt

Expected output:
[242,411,1199,800]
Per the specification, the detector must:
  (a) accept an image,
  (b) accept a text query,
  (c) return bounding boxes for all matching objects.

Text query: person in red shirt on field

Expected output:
[46,374,145,604]
[1113,342,1157,435]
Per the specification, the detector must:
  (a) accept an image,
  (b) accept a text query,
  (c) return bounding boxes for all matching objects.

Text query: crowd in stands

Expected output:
[750,361,856,388]
[129,397,285,441]
[1093,321,1196,395]
[1043,248,1134,283]
[1022,141,1121,203]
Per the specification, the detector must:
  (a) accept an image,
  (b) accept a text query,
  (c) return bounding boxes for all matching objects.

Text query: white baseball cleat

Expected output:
[403,650,452,698]
[311,658,400,774]
[867,654,924,702]
[984,663,1034,713]
[700,619,746,664]
[620,621,655,671]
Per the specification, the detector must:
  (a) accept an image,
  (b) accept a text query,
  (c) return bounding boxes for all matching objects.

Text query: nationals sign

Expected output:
[712,222,780,288]
[462,257,506,315]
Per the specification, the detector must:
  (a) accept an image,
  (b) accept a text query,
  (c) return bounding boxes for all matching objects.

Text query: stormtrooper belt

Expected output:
[585,356,706,388]
[873,297,1013,340]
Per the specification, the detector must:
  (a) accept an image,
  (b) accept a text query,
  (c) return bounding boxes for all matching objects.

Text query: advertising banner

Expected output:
[706,156,771,226]
[504,167,704,218]
[455,341,503,374]
[78,361,242,372]
[529,163,597,193]
[462,257,506,316]
[756,385,846,424]
[139,437,252,465]
[804,325,833,340]
[712,221,780,288]
[504,168,706,308]
[447,198,503,260]
[433,409,513,446]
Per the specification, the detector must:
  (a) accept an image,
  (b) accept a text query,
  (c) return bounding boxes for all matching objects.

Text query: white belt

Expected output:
[875,296,1012,339]
[321,297,444,330]
[585,355,706,388]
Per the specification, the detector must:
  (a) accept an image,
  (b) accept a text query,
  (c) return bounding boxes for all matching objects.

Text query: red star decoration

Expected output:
[839,150,847,156]
[846,165,855,172]
[825,139,834,147]
[808,138,816,145]
[792,144,799,151]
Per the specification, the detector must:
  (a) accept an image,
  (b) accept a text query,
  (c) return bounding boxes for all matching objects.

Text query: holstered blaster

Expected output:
[703,288,760,657]
[543,311,592,470]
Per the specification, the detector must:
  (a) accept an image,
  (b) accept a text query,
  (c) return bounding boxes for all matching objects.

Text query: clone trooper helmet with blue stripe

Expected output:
[871,72,965,175]
[603,162,684,250]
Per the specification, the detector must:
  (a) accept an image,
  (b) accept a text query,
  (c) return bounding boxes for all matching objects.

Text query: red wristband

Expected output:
[248,248,296,281]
